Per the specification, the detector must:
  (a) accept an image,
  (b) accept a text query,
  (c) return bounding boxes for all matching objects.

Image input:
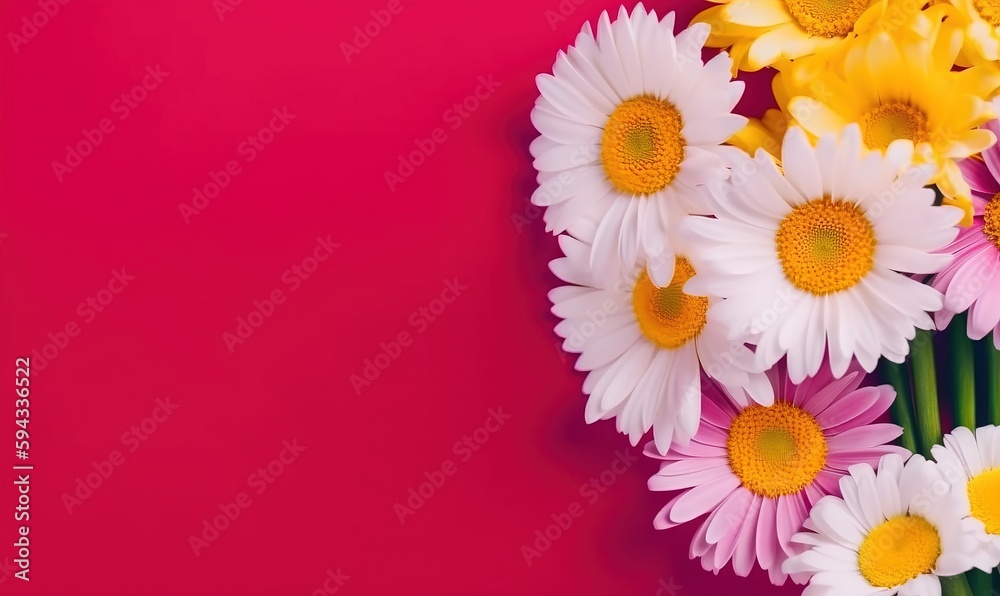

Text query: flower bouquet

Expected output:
[530,2,1000,594]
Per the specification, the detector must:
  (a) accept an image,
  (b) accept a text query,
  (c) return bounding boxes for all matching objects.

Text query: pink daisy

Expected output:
[645,361,909,585]
[934,119,1000,347]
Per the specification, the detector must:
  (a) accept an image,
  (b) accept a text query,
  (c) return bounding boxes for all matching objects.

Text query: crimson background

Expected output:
[0,0,793,594]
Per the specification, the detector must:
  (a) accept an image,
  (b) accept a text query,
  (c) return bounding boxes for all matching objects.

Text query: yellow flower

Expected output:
[938,0,1000,64]
[772,28,1000,224]
[692,0,905,72]
[729,110,787,160]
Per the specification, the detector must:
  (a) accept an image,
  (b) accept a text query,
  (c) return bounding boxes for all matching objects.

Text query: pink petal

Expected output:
[707,487,754,543]
[799,371,863,415]
[982,138,1000,184]
[945,247,998,314]
[648,461,733,491]
[732,495,763,577]
[814,386,878,429]
[653,492,686,530]
[805,482,827,506]
[710,490,755,569]
[813,470,843,495]
[700,391,736,429]
[826,424,903,452]
[645,438,726,461]
[756,497,779,570]
[669,474,742,524]
[834,389,896,434]
[654,457,730,477]
[692,421,730,447]
[826,446,903,471]
[776,494,809,556]
[959,156,1000,194]
[969,271,1000,340]
[689,514,716,559]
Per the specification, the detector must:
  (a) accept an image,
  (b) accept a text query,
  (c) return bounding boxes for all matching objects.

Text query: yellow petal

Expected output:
[723,0,792,27]
[747,23,808,70]
[937,161,975,226]
[787,96,849,137]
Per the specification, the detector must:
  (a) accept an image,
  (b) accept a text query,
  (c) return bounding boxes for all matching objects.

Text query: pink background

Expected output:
[0,0,789,593]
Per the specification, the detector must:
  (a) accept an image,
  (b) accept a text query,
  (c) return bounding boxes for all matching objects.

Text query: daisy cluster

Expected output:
[530,2,1000,594]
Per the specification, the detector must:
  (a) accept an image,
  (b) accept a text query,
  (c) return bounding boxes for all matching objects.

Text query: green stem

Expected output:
[949,313,977,430]
[941,575,975,596]
[880,359,918,454]
[966,569,992,596]
[989,342,1000,427]
[910,329,942,457]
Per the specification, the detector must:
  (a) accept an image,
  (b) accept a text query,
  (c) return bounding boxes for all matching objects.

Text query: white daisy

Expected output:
[530,3,746,287]
[784,454,984,595]
[549,230,773,455]
[931,425,1000,569]
[683,125,963,383]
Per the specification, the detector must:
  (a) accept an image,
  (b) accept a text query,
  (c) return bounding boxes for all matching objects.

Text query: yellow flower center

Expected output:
[632,258,707,350]
[984,194,1000,250]
[775,198,877,295]
[858,516,942,588]
[973,0,1000,27]
[783,0,870,38]
[601,95,685,196]
[860,103,931,151]
[726,402,828,498]
[968,468,1000,535]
